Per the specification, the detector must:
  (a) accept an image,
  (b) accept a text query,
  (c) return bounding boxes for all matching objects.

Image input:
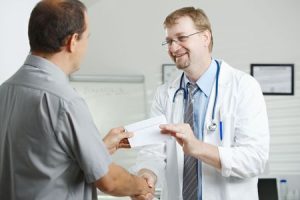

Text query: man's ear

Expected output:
[202,30,211,48]
[66,33,79,52]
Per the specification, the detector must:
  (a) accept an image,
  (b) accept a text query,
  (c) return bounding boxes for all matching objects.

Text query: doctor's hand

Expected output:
[102,127,133,155]
[131,169,157,200]
[160,124,221,169]
[160,123,200,157]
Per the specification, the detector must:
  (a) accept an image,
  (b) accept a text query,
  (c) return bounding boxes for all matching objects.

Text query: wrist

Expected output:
[190,139,204,158]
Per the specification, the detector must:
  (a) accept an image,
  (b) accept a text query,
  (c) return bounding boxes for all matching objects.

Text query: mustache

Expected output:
[171,47,189,57]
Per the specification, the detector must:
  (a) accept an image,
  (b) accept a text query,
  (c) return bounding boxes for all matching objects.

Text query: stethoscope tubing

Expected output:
[212,60,220,120]
[172,60,222,139]
[173,60,220,114]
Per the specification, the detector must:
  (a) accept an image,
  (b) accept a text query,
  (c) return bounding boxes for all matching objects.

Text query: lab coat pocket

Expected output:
[220,114,235,147]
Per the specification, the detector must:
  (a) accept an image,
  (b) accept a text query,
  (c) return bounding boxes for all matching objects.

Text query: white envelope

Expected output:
[126,115,171,147]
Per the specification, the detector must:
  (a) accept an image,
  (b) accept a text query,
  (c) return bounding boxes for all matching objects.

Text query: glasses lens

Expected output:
[161,41,168,46]
[177,36,189,42]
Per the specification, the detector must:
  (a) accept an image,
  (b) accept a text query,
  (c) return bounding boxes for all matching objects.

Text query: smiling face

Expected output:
[165,16,211,71]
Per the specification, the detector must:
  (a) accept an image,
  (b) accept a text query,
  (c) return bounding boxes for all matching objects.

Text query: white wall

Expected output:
[79,0,300,177]
[0,0,39,84]
[0,0,99,84]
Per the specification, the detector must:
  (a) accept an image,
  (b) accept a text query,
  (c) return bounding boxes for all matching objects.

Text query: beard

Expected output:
[170,47,191,70]
[174,53,190,70]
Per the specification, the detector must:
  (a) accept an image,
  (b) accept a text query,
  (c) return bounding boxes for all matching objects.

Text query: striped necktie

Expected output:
[182,83,199,200]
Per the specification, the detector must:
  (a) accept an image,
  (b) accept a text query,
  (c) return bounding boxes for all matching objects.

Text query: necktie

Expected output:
[182,83,199,200]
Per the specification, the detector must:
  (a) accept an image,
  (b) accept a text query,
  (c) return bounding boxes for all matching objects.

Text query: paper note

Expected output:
[126,115,171,147]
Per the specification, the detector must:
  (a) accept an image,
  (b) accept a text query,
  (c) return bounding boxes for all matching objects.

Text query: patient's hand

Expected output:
[103,127,133,154]
[131,169,157,200]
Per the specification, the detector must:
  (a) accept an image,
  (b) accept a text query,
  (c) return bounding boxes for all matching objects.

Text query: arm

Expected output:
[160,75,269,178]
[102,128,156,198]
[217,75,269,178]
[58,98,152,196]
[102,128,155,198]
[95,163,154,197]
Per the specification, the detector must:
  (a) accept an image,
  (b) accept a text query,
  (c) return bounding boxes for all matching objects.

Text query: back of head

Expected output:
[164,7,213,52]
[28,0,86,54]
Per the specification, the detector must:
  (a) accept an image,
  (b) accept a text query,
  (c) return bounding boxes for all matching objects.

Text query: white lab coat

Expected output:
[133,60,269,200]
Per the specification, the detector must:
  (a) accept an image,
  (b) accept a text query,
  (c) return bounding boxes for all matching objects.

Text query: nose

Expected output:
[168,41,181,53]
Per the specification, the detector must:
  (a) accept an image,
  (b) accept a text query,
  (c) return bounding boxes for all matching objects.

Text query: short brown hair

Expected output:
[28,0,87,53]
[164,7,213,52]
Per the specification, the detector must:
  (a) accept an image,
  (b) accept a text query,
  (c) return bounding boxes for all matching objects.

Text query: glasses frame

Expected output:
[161,31,201,46]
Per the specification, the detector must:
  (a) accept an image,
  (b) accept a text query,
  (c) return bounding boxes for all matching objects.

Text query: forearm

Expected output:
[95,163,149,196]
[192,140,221,170]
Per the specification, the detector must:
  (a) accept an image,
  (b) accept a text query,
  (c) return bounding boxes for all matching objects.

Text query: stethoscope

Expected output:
[172,60,222,139]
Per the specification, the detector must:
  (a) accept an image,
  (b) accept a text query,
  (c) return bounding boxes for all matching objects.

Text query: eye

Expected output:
[162,39,173,46]
[166,39,173,44]
[177,35,189,42]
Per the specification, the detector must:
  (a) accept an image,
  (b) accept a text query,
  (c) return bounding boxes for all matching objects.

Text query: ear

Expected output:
[202,30,211,48]
[66,33,79,53]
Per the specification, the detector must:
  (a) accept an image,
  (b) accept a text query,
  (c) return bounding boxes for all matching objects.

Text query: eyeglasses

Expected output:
[161,31,201,46]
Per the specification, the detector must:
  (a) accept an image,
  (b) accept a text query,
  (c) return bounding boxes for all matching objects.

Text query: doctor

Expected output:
[132,7,269,200]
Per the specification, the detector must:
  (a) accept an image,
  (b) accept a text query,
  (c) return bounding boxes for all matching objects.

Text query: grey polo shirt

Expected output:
[0,55,111,200]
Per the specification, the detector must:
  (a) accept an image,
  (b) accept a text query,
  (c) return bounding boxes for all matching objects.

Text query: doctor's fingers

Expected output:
[160,123,193,135]
[171,129,198,145]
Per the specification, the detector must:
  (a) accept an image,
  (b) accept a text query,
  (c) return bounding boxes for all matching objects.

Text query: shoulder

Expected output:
[156,74,181,93]
[220,60,260,89]
[153,74,182,104]
[219,61,263,103]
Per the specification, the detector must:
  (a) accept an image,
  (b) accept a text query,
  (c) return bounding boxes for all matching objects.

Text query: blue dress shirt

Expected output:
[184,59,217,200]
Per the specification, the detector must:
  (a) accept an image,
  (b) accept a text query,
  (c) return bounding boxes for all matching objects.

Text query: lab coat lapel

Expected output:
[167,75,185,196]
[204,60,231,138]
[167,75,181,103]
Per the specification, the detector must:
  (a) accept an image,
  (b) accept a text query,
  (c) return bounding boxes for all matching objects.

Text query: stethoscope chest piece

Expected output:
[207,120,217,133]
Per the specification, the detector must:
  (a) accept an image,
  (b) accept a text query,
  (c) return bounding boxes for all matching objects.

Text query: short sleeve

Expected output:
[56,97,112,183]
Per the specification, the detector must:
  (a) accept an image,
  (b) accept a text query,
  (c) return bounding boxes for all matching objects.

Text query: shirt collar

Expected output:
[24,54,69,84]
[184,59,217,97]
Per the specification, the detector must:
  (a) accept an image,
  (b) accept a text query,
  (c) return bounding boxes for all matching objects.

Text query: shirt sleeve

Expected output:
[55,97,112,183]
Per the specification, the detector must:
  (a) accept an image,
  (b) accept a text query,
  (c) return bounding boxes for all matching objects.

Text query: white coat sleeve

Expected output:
[131,85,168,186]
[218,75,270,178]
